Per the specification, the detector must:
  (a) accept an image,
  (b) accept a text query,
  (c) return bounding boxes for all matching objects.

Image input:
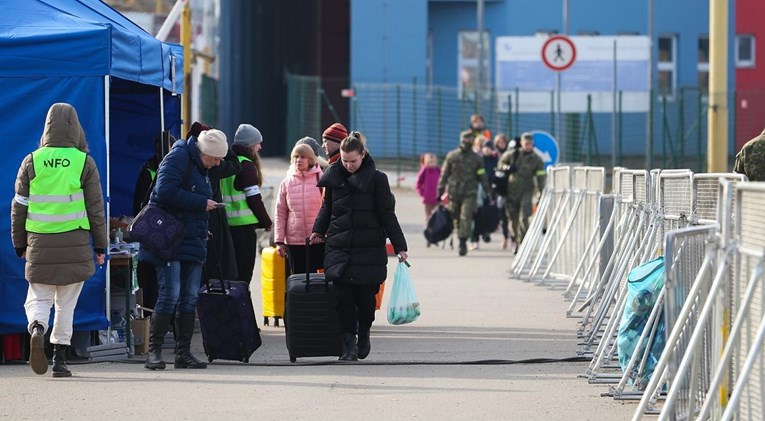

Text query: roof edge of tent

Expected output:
[23,0,184,93]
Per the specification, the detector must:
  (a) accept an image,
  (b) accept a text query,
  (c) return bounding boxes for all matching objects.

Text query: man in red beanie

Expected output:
[322,123,348,164]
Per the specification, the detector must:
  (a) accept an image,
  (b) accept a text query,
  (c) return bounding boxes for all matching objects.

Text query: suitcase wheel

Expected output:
[263,316,269,326]
[274,317,280,327]
[290,356,296,363]
[208,356,214,363]
[243,356,249,363]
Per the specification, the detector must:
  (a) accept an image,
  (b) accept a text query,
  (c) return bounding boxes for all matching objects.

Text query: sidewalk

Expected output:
[0,158,637,420]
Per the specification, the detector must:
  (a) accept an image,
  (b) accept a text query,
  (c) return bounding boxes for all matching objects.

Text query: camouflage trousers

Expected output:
[505,190,534,244]
[449,195,477,240]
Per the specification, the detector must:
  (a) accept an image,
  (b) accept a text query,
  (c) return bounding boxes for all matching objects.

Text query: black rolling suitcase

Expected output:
[197,255,262,363]
[284,238,343,362]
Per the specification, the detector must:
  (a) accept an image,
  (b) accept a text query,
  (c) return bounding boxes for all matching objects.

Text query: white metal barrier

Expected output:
[630,174,747,418]
[510,166,764,419]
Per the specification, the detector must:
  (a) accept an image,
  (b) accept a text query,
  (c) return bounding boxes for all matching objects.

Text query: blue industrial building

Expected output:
[349,0,735,167]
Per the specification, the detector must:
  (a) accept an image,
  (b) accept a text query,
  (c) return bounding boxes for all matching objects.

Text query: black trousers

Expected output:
[285,243,325,274]
[230,225,258,286]
[137,261,158,312]
[334,283,381,334]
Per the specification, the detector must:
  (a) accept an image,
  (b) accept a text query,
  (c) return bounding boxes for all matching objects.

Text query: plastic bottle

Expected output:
[110,310,126,343]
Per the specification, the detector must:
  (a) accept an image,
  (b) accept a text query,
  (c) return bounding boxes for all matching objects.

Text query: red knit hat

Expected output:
[322,123,348,144]
[186,121,210,139]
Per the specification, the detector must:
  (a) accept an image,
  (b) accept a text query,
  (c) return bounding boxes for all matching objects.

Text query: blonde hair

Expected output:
[291,143,318,168]
[421,152,438,167]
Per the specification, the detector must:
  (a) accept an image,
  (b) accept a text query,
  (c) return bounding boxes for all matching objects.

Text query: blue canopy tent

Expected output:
[0,0,184,335]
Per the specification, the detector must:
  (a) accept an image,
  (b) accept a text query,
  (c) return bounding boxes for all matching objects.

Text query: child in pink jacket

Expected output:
[274,144,325,273]
[416,153,441,223]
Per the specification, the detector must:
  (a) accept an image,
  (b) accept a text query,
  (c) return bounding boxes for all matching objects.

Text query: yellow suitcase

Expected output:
[261,247,287,327]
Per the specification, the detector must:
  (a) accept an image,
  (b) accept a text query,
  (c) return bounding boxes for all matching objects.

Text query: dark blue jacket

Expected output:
[139,138,212,264]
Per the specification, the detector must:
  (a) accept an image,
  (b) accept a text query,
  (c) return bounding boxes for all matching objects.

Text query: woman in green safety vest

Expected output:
[132,131,176,312]
[220,124,273,287]
[11,103,108,378]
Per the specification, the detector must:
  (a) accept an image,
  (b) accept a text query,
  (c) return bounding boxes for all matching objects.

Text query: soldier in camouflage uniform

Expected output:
[734,128,765,181]
[498,132,546,251]
[437,130,492,256]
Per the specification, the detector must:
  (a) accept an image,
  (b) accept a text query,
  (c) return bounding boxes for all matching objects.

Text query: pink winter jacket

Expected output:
[274,164,324,246]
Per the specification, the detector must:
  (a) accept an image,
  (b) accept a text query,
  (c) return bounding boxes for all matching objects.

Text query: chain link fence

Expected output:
[286,76,763,176]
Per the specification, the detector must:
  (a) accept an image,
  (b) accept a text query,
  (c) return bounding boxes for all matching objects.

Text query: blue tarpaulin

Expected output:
[0,0,184,334]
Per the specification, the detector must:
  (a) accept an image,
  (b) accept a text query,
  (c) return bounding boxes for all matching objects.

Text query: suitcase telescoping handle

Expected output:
[304,237,330,293]
[204,229,229,294]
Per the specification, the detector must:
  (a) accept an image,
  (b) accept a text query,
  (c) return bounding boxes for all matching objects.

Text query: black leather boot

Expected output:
[145,312,172,370]
[51,344,71,378]
[174,312,207,369]
[339,333,358,361]
[29,321,47,375]
[458,238,468,256]
[357,330,371,360]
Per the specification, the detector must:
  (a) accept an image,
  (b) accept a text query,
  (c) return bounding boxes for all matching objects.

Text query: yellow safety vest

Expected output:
[220,155,258,226]
[26,147,90,233]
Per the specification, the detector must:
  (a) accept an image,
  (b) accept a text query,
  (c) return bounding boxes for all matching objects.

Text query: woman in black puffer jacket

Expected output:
[310,131,408,361]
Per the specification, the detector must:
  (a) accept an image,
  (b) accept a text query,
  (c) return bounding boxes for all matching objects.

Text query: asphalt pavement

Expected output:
[0,158,637,420]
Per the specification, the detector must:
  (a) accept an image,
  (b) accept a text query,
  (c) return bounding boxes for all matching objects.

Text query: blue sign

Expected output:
[530,130,559,169]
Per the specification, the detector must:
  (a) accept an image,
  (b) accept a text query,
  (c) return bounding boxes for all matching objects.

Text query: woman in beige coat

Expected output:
[10,103,108,377]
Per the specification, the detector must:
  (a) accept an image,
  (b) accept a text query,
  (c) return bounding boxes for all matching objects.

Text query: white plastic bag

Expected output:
[387,261,420,325]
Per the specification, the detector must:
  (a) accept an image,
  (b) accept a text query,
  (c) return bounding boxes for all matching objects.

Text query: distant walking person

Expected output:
[310,131,408,361]
[734,128,765,181]
[437,129,492,256]
[416,153,441,225]
[498,132,545,251]
[11,103,108,377]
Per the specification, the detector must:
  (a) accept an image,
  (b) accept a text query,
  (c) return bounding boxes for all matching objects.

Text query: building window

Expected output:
[458,30,490,99]
[657,35,677,96]
[736,35,755,68]
[698,36,709,94]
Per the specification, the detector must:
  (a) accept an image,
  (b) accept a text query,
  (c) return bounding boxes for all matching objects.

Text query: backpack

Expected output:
[423,205,453,244]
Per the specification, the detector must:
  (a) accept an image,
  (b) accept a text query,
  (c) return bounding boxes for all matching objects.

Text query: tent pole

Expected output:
[160,87,165,133]
[104,75,112,341]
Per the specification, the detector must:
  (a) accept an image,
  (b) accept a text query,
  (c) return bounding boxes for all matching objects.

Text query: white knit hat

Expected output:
[197,129,228,158]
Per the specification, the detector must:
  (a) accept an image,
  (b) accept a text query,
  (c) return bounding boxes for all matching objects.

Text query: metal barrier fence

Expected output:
[631,174,745,418]
[508,163,765,418]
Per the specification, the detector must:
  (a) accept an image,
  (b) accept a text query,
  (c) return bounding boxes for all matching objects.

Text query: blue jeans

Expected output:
[154,261,203,315]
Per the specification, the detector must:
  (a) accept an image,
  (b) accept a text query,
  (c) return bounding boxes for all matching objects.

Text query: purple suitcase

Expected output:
[197,279,262,363]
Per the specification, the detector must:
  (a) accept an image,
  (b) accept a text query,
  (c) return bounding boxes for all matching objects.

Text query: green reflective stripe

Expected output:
[535,170,546,176]
[219,155,258,226]
[226,209,257,218]
[27,210,88,222]
[28,191,85,203]
[27,147,90,233]
[221,193,247,202]
[476,168,486,175]
[148,168,157,180]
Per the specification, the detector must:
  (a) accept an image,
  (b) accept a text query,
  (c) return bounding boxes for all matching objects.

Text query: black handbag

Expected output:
[128,204,186,261]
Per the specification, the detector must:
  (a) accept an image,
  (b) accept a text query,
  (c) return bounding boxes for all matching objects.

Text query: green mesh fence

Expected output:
[285,78,756,177]
[286,73,322,156]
